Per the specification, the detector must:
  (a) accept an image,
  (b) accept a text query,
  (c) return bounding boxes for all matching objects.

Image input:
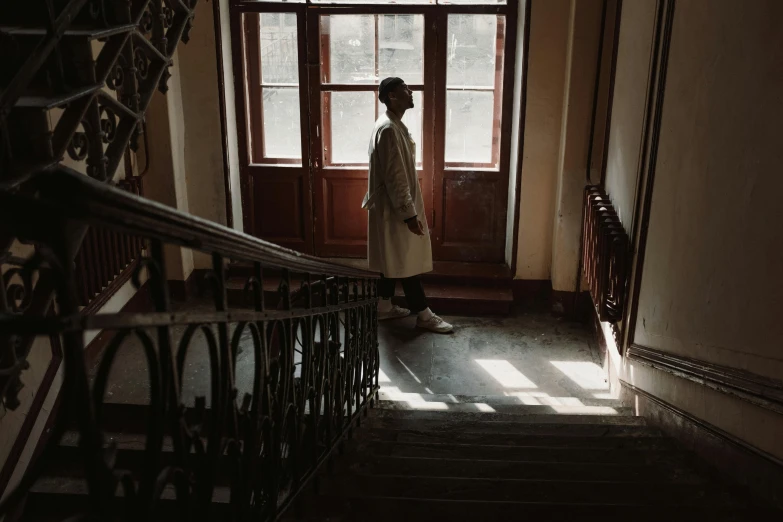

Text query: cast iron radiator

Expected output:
[582,186,629,323]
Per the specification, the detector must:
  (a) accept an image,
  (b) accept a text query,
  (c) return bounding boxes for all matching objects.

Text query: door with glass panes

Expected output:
[233,3,516,263]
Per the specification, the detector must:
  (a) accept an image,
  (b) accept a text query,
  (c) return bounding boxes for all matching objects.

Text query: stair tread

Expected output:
[284,496,773,522]
[363,428,675,448]
[349,439,688,463]
[369,408,648,425]
[375,398,633,415]
[314,473,747,506]
[378,390,626,407]
[334,455,708,483]
[365,416,657,437]
[395,283,513,301]
[29,476,231,503]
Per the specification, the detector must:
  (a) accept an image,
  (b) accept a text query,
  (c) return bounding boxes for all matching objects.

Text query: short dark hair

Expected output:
[379,77,404,104]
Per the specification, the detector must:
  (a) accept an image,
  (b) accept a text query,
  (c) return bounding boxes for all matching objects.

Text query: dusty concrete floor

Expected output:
[93,306,617,414]
[375,312,619,411]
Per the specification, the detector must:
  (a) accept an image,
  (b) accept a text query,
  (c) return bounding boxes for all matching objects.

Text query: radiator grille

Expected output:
[582,186,629,323]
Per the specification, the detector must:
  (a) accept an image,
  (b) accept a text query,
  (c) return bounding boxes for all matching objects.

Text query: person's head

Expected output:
[379,77,414,113]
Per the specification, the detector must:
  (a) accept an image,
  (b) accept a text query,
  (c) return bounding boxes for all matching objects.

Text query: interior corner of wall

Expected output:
[216,0,243,233]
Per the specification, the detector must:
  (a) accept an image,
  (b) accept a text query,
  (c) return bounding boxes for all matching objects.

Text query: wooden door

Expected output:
[430,10,517,264]
[232,4,517,264]
[309,11,434,259]
[233,7,314,254]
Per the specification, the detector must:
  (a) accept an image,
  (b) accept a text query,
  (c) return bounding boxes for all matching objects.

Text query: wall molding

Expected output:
[622,0,675,353]
[622,381,783,509]
[627,344,783,415]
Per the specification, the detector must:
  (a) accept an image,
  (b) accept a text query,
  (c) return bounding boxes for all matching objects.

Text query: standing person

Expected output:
[362,77,453,334]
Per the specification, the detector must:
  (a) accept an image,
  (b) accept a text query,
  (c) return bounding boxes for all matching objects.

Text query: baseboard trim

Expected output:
[627,344,783,415]
[622,380,783,509]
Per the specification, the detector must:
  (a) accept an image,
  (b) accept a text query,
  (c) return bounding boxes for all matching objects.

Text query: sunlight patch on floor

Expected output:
[550,361,609,390]
[474,359,538,389]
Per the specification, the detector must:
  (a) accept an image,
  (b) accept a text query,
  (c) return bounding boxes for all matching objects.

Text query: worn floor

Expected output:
[93,305,617,415]
[375,312,621,414]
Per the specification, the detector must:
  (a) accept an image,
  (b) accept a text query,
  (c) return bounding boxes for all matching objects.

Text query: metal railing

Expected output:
[0,1,381,520]
[1,168,380,520]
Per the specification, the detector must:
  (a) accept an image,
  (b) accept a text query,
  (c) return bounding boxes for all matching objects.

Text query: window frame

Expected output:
[241,11,305,165]
[443,14,506,169]
[318,12,427,168]
[231,0,518,259]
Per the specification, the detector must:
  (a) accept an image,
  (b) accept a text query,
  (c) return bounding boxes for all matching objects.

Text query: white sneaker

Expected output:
[416,314,453,333]
[379,304,410,321]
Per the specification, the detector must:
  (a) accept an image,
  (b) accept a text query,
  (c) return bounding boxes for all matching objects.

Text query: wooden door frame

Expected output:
[229,2,315,253]
[431,4,518,263]
[309,7,436,258]
[225,1,527,269]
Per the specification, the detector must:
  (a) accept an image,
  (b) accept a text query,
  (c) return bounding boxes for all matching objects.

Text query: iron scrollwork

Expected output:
[1,1,379,520]
[0,170,380,520]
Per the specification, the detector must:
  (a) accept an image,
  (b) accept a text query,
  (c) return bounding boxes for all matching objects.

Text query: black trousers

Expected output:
[378,275,428,313]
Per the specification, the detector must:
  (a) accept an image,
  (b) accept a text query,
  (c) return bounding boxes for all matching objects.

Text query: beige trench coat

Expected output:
[362,111,433,279]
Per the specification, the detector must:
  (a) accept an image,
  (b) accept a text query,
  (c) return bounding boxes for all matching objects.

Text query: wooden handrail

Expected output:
[20,166,379,280]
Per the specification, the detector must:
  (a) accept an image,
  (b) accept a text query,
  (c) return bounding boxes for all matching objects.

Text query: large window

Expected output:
[446,14,505,168]
[242,12,304,165]
[320,14,425,166]
[233,1,517,261]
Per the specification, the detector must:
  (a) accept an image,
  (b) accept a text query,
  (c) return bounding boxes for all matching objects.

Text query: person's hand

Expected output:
[406,219,425,236]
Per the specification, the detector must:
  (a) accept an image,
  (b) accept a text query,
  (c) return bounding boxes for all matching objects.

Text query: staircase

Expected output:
[283,397,775,522]
[11,394,779,521]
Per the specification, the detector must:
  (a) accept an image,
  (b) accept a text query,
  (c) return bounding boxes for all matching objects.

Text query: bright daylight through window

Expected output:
[241,5,508,170]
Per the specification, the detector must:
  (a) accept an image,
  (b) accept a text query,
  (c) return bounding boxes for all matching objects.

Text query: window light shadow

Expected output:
[550,361,609,391]
[474,359,538,389]
[503,391,617,415]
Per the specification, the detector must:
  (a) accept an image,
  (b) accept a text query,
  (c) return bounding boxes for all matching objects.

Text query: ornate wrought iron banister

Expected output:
[0,168,381,520]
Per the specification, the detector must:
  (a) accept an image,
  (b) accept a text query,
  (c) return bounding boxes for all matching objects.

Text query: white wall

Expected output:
[620,0,783,459]
[632,0,783,380]
[549,0,603,293]
[602,0,657,232]
[513,0,570,280]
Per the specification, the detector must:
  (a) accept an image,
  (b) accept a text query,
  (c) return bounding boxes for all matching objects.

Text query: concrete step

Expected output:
[347,439,686,465]
[313,473,747,506]
[333,455,707,483]
[365,415,657,436]
[375,396,633,416]
[283,495,773,522]
[362,427,676,449]
[393,282,513,316]
[368,407,648,425]
[378,390,627,408]
[22,476,233,521]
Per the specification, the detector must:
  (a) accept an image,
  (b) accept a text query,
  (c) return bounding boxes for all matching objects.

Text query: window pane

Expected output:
[378,15,424,84]
[323,15,375,84]
[447,14,500,87]
[445,90,494,165]
[322,15,424,85]
[377,91,423,164]
[439,0,506,4]
[262,88,301,159]
[328,92,375,164]
[260,13,298,84]
[313,0,433,3]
